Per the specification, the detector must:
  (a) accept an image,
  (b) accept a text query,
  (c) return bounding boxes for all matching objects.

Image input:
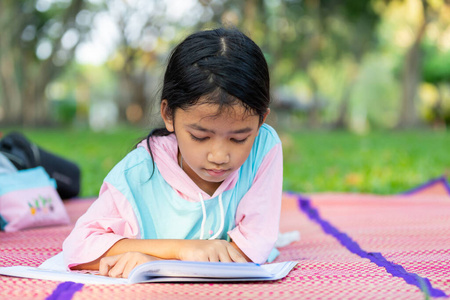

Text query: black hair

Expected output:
[144,27,271,173]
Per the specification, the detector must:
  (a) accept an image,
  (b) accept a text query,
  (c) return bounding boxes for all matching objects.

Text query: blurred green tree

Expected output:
[396,0,431,128]
[422,42,450,126]
[379,0,450,128]
[210,0,380,129]
[0,0,93,126]
[102,0,166,125]
[2,0,448,130]
[93,0,218,125]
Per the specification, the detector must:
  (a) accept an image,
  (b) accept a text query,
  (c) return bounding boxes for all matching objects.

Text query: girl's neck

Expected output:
[178,151,183,170]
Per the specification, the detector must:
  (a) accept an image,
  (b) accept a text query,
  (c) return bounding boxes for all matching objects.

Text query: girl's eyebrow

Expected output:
[187,124,253,134]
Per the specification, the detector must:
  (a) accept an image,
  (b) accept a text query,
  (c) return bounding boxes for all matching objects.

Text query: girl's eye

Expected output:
[231,137,248,144]
[190,134,208,142]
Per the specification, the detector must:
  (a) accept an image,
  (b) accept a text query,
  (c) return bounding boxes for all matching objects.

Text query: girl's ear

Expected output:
[260,108,270,127]
[161,99,174,132]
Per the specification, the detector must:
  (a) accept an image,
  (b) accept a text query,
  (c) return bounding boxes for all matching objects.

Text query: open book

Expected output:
[0,253,297,285]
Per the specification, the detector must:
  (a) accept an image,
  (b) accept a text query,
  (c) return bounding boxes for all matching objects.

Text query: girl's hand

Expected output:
[178,240,248,263]
[99,252,159,278]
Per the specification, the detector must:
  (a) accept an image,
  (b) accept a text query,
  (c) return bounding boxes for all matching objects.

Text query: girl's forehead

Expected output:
[180,102,256,122]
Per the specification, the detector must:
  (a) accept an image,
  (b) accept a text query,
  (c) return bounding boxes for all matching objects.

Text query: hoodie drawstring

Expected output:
[198,193,224,240]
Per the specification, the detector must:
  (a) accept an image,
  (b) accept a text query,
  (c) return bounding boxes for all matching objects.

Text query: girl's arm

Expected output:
[227,142,283,263]
[72,238,249,278]
[62,182,140,270]
[64,181,250,277]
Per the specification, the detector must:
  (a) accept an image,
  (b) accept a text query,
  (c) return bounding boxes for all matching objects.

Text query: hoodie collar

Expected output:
[137,135,239,202]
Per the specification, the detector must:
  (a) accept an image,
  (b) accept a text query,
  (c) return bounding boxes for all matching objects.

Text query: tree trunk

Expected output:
[333,85,352,129]
[243,0,257,34]
[308,77,321,128]
[0,2,22,125]
[0,53,23,124]
[397,0,429,128]
[0,0,85,126]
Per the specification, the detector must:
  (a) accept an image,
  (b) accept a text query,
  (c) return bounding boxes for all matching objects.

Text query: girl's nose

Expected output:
[207,148,230,165]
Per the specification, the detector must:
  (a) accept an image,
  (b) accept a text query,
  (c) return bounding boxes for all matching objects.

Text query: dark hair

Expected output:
[145,28,271,171]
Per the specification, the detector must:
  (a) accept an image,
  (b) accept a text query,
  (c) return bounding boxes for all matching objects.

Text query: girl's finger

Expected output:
[122,260,138,279]
[208,255,220,262]
[107,255,129,278]
[227,246,247,263]
[99,255,122,276]
[218,251,233,263]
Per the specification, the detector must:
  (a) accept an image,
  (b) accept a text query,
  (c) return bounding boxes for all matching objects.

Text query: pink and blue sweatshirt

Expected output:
[63,124,283,268]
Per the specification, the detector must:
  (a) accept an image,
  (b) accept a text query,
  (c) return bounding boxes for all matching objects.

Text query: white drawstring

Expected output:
[209,194,224,240]
[198,192,207,240]
[198,193,225,240]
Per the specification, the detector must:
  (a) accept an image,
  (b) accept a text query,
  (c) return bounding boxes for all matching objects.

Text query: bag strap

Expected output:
[0,132,39,169]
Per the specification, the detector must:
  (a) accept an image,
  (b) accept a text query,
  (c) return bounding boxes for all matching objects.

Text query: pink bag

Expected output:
[0,167,70,232]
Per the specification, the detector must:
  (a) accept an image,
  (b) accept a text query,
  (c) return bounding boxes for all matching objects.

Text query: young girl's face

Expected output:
[161,99,268,195]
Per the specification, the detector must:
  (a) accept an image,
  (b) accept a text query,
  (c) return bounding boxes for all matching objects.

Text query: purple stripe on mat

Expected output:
[402,176,450,196]
[297,195,448,298]
[46,281,84,300]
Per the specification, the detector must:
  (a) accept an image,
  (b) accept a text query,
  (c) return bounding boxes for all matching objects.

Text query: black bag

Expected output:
[0,132,81,199]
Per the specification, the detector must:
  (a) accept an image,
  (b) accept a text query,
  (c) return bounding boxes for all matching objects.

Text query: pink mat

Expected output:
[1,177,449,299]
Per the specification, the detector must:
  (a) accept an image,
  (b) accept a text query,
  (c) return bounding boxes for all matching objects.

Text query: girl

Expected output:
[63,28,283,278]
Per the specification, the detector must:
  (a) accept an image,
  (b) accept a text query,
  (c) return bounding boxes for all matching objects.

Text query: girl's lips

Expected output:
[205,169,228,177]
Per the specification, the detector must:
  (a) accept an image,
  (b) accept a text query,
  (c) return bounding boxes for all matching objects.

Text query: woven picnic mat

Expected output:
[1,178,449,299]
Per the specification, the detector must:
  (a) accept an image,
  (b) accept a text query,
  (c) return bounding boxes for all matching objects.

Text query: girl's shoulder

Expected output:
[258,123,281,144]
[105,144,153,184]
[118,146,152,171]
[253,124,281,154]
[105,134,178,184]
[237,124,281,187]
[243,124,281,170]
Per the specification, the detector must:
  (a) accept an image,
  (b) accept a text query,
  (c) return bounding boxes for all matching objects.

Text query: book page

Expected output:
[0,252,297,284]
[128,261,271,283]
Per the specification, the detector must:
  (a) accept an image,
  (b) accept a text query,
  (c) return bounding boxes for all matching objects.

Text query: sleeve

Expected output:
[62,182,140,269]
[227,142,283,264]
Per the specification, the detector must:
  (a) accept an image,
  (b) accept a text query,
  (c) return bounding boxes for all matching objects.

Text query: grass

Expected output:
[281,129,450,194]
[2,127,449,197]
[2,126,149,197]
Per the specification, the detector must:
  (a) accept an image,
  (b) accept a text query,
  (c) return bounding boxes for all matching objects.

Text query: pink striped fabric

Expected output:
[1,178,449,299]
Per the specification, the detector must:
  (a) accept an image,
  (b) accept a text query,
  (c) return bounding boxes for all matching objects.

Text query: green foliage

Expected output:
[51,100,77,125]
[351,54,400,129]
[422,42,450,83]
[0,0,92,125]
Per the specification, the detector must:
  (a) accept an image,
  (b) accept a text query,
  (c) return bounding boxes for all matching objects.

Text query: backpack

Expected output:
[0,132,81,199]
[0,166,70,231]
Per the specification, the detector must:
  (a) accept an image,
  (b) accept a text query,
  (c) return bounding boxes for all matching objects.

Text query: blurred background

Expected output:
[0,0,449,197]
